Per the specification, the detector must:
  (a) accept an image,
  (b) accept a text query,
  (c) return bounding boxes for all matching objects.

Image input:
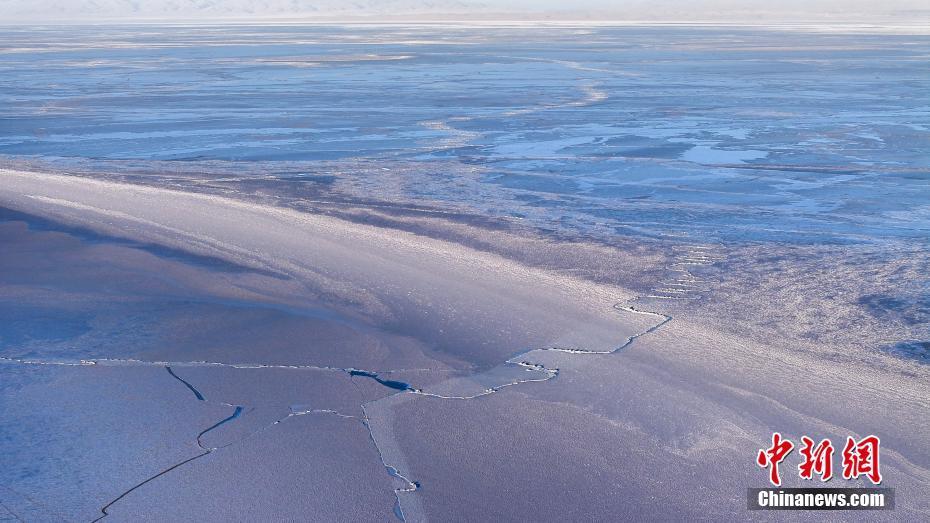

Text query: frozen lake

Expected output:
[0,24,927,244]
[1,24,929,522]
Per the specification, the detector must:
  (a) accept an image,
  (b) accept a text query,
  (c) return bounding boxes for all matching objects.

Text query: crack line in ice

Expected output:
[165,365,205,401]
[360,300,672,522]
[90,368,250,521]
[196,406,243,451]
[359,403,421,523]
[89,370,365,520]
[395,304,670,401]
[0,356,448,377]
[93,396,364,510]
[91,451,210,522]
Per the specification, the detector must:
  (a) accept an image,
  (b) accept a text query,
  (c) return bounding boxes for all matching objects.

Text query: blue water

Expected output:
[349,370,415,392]
[0,25,928,244]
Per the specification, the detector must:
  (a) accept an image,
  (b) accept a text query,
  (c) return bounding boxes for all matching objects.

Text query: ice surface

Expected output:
[0,171,659,520]
[366,319,930,521]
[2,169,928,520]
[0,364,232,522]
[0,24,928,522]
[105,414,398,522]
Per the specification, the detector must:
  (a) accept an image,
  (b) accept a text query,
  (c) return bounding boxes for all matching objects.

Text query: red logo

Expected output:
[798,436,834,481]
[758,434,881,486]
[757,432,794,486]
[842,435,882,484]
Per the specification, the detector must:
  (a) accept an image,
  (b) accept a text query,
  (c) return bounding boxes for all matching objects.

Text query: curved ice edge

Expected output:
[0,311,668,402]
[410,303,670,400]
[364,302,672,523]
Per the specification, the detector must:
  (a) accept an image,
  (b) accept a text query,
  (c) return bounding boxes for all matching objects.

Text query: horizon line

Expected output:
[2,19,929,31]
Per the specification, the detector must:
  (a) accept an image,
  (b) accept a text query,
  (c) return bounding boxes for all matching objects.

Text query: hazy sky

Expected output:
[1,0,927,23]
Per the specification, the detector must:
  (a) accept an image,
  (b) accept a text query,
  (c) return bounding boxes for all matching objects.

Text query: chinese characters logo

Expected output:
[757,433,882,486]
